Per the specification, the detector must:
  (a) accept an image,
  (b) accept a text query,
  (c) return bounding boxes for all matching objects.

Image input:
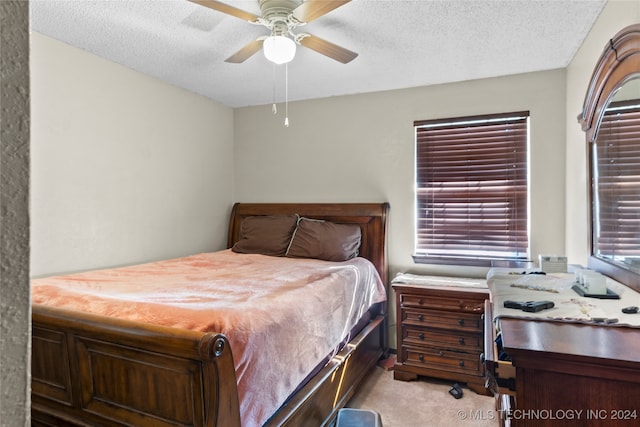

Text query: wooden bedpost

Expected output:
[199,333,241,427]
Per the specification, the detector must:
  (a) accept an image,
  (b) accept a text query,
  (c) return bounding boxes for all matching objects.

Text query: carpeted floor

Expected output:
[345,366,500,427]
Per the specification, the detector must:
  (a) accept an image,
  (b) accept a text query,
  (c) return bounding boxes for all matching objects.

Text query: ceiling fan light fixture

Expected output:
[263,35,296,64]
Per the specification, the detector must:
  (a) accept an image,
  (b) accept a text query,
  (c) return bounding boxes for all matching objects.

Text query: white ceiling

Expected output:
[31,0,607,108]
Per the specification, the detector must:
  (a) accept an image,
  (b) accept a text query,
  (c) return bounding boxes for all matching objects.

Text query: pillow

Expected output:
[286,217,361,262]
[232,214,298,256]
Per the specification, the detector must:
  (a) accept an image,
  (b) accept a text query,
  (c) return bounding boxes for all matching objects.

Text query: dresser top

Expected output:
[500,317,640,366]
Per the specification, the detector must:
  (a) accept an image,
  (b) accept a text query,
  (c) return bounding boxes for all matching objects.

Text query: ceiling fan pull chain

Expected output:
[272,62,277,115]
[284,63,290,127]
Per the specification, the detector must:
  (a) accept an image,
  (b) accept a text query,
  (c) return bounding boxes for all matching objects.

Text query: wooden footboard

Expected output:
[31,305,241,427]
[31,306,384,427]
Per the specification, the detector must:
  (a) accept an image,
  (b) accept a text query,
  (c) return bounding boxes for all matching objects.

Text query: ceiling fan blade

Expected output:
[225,39,264,63]
[188,0,260,22]
[292,0,351,23]
[299,34,357,64]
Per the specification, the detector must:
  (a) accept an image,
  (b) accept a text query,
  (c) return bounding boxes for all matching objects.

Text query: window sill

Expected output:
[412,254,532,268]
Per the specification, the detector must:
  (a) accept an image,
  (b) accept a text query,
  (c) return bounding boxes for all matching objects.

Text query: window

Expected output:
[414,111,530,266]
[593,100,640,262]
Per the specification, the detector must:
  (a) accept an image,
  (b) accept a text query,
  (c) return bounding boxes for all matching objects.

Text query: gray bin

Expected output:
[335,408,382,427]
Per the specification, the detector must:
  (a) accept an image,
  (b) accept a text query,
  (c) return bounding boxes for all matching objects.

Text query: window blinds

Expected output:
[414,112,529,265]
[594,102,640,258]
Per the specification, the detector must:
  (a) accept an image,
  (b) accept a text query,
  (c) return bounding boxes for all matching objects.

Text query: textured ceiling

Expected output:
[31,0,607,108]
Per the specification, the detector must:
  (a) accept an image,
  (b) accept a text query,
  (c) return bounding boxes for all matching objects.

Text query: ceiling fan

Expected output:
[188,0,358,64]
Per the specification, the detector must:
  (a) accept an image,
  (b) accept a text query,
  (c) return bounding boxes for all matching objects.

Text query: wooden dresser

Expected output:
[393,281,489,394]
[485,300,640,426]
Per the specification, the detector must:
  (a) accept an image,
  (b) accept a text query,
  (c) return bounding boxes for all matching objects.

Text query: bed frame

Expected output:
[31,202,390,427]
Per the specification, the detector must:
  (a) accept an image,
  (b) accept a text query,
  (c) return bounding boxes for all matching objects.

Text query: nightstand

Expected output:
[392,279,489,394]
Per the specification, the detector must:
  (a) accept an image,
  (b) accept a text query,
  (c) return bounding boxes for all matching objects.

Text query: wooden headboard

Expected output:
[227,202,390,284]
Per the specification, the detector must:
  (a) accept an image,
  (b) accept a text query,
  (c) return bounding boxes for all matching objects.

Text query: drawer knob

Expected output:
[458,319,465,326]
[458,337,465,345]
[418,333,425,340]
[419,354,424,362]
[418,314,424,322]
[438,351,444,357]
[459,360,465,367]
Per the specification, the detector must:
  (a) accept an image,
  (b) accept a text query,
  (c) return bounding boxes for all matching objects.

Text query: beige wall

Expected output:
[566,0,640,267]
[30,34,235,276]
[234,70,568,279]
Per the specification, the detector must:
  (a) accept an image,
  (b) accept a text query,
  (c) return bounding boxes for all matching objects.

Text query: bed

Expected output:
[31,202,390,427]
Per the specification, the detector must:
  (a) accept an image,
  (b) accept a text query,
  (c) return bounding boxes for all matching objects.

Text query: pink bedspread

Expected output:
[31,250,386,427]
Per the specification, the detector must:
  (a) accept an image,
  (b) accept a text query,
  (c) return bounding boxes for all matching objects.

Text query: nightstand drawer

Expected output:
[403,345,482,375]
[403,326,482,352]
[400,293,484,313]
[402,308,483,333]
